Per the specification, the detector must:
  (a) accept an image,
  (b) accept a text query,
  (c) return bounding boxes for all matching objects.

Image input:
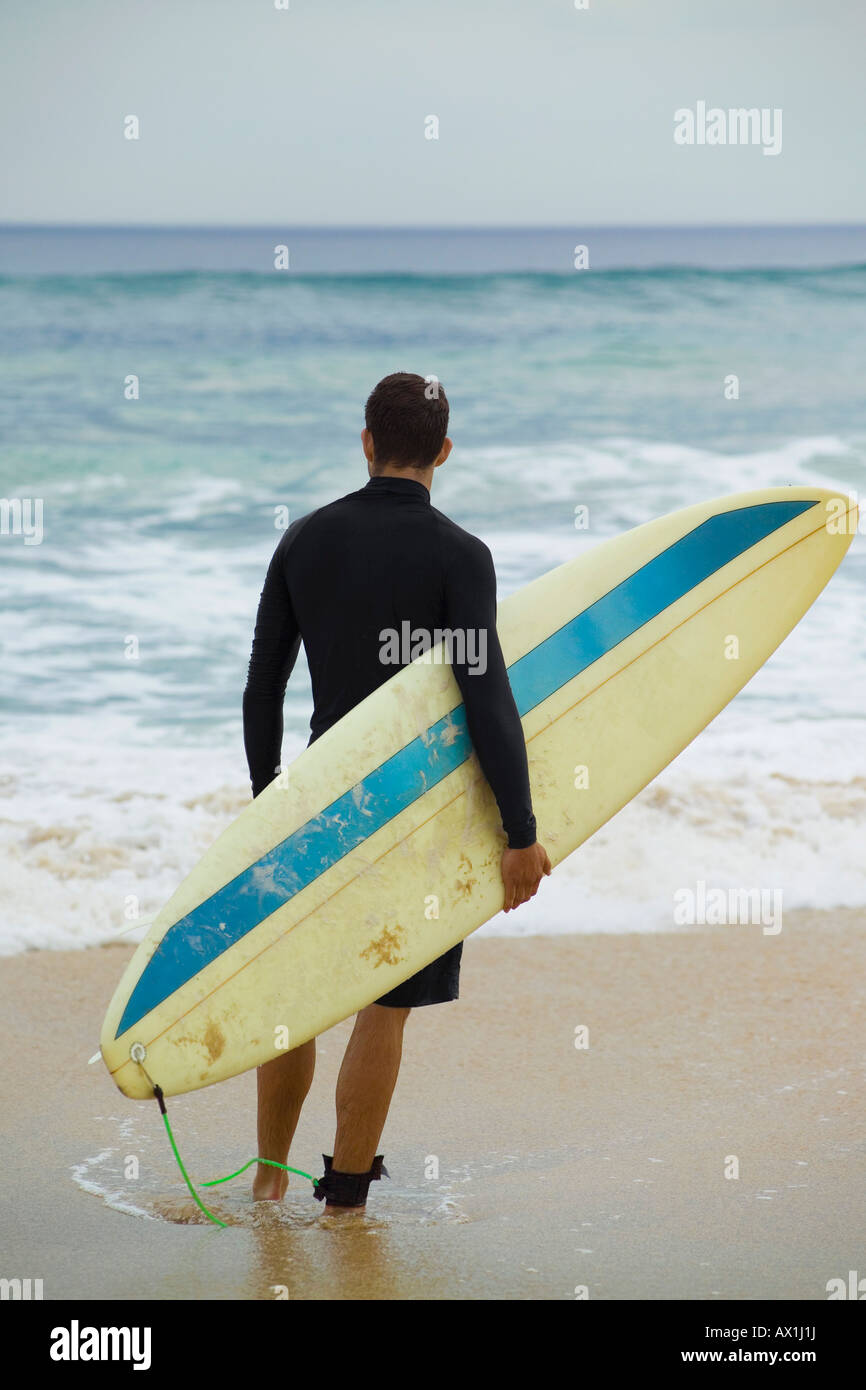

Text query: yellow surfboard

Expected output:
[101,486,857,1098]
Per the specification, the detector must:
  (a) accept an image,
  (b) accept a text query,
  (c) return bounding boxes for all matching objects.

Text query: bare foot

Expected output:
[252,1164,288,1202]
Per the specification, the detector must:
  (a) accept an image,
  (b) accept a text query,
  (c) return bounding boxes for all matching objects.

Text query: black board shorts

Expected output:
[374,942,463,1008]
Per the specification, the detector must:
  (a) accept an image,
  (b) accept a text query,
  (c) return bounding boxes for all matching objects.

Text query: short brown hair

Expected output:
[364,372,449,470]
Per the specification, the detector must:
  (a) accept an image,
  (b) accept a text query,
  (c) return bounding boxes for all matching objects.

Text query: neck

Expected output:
[371,463,434,492]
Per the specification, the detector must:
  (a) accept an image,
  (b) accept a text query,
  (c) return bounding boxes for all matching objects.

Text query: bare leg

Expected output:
[252,1039,316,1200]
[328,1003,410,1207]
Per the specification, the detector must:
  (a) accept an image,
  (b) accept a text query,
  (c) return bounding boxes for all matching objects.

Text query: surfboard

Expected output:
[101,486,857,1098]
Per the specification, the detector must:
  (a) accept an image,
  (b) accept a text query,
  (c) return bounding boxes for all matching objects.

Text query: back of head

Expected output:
[365,372,449,471]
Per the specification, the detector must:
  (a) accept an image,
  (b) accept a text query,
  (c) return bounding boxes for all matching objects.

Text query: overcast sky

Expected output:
[1,0,864,226]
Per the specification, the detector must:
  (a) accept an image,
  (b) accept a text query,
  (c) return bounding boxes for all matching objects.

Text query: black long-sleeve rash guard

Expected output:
[242,474,537,850]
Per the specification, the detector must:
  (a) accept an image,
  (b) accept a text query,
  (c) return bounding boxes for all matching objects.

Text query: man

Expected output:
[242,372,551,1211]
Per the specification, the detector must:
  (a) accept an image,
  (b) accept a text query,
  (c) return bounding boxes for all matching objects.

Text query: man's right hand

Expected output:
[500,842,552,912]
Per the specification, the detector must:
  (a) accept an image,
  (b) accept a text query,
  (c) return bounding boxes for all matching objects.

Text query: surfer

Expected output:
[243,372,551,1209]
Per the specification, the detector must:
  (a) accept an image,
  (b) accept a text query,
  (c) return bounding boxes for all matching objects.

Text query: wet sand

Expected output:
[2,912,864,1300]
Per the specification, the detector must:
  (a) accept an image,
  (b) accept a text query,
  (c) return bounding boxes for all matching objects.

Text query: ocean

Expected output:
[1,225,864,951]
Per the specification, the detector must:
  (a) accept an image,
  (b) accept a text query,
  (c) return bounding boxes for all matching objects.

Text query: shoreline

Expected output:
[2,910,864,1300]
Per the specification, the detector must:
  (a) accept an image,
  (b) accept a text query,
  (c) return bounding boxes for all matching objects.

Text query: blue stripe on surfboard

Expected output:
[116,499,816,1037]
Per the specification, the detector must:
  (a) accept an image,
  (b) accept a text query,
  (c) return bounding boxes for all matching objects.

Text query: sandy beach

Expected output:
[2,910,864,1301]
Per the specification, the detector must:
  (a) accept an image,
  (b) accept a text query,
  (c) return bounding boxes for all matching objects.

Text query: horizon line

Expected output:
[2,221,865,233]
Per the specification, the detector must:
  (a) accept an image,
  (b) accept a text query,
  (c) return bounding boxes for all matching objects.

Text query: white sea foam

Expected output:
[1,707,863,953]
[70,1148,156,1221]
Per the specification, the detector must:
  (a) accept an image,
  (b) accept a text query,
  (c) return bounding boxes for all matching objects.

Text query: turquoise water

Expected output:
[1,229,864,946]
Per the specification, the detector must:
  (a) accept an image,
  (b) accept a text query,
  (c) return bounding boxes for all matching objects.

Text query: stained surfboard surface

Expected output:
[101,486,857,1098]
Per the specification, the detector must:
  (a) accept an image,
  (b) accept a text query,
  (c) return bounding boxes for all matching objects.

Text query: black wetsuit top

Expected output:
[242,474,537,849]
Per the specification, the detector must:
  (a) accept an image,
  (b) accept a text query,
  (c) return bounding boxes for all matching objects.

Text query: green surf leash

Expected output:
[151,1083,227,1229]
[201,1157,320,1188]
[143,1071,319,1228]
